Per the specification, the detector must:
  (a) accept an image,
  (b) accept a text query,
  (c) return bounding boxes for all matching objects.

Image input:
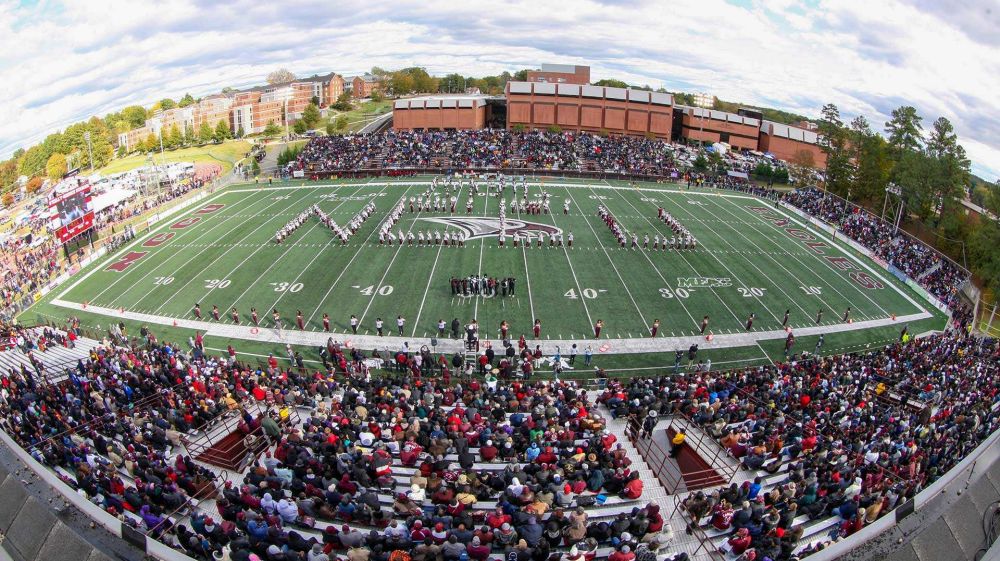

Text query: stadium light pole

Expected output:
[84,131,94,172]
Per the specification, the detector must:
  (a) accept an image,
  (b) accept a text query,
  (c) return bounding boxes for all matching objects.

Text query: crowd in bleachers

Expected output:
[0,325,701,561]
[601,329,999,560]
[782,188,970,316]
[289,131,681,178]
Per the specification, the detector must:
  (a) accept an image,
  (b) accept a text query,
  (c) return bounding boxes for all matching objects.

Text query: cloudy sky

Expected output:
[1,0,997,180]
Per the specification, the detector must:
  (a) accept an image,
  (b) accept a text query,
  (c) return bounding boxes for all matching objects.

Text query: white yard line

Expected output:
[307,183,420,326]
[546,189,594,328]
[665,193,787,326]
[720,200,894,317]
[148,187,325,315]
[118,192,306,311]
[473,188,490,321]
[561,188,647,327]
[87,193,262,304]
[671,195,814,320]
[700,197,861,319]
[261,183,376,315]
[520,243,537,327]
[600,184,704,330]
[411,183,463,336]
[358,185,433,327]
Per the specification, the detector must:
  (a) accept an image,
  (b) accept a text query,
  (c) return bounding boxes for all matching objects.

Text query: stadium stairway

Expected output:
[0,327,102,383]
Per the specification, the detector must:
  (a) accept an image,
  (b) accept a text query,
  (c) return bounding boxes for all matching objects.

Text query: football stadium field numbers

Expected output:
[565,288,602,300]
[52,178,936,354]
[660,287,693,299]
[360,285,394,296]
[270,282,304,293]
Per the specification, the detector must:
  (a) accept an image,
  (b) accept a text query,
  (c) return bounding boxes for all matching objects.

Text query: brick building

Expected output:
[674,105,760,150]
[351,74,381,99]
[526,64,591,85]
[392,95,489,131]
[758,120,827,168]
[505,81,673,139]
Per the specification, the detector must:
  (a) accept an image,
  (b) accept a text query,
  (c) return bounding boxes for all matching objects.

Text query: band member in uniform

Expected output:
[350,314,359,334]
[816,308,824,324]
[323,313,330,332]
[533,319,541,339]
[211,305,220,321]
[700,315,709,334]
[782,309,790,327]
[375,317,384,336]
[193,303,202,319]
[745,313,755,331]
[843,307,851,322]
[251,307,259,326]
[594,319,604,339]
[500,320,509,339]
[651,319,660,337]
[296,310,304,330]
[272,309,282,329]
[231,307,240,324]
[567,232,573,247]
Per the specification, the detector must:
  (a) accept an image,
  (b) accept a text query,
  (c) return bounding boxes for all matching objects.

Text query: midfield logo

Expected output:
[677,277,732,288]
[418,217,562,241]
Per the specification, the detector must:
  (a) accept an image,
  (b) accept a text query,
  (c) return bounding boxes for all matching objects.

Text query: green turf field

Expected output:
[32,176,943,366]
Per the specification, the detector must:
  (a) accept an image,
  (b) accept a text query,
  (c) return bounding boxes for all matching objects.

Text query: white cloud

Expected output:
[0,0,996,180]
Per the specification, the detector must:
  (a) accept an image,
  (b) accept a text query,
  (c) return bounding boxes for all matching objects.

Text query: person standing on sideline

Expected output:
[323,313,330,332]
[651,319,660,337]
[816,308,823,324]
[251,307,259,326]
[594,319,604,339]
[782,309,790,327]
[375,317,384,337]
[397,315,405,336]
[437,319,446,338]
[815,333,825,354]
[533,319,541,339]
[843,307,851,322]
[350,314,359,334]
[745,313,755,331]
[700,315,709,334]
[451,318,460,339]
[569,343,577,365]
[584,345,593,366]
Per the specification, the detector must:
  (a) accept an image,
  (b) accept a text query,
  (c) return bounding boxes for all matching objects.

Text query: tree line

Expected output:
[816,102,1000,295]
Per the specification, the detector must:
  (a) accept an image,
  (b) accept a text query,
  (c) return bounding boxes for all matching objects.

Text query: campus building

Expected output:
[673,105,761,150]
[758,120,827,168]
[504,81,674,139]
[392,95,490,131]
[526,64,591,85]
[350,74,382,98]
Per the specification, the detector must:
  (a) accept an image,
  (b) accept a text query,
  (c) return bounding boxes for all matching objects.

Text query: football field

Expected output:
[44,177,934,359]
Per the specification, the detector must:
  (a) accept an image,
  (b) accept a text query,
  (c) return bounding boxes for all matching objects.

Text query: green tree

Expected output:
[513,69,529,81]
[332,91,353,111]
[370,89,384,102]
[121,105,148,128]
[439,73,466,93]
[236,126,245,139]
[145,132,159,152]
[925,116,970,226]
[310,96,320,106]
[817,103,853,199]
[178,93,195,107]
[301,102,322,130]
[214,120,230,142]
[592,79,629,88]
[693,153,707,170]
[335,115,348,131]
[293,120,308,134]
[167,123,183,149]
[116,144,127,158]
[18,144,50,177]
[885,106,923,155]
[263,121,282,137]
[326,122,337,136]
[159,98,176,110]
[199,122,214,144]
[849,119,891,205]
[46,153,67,180]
